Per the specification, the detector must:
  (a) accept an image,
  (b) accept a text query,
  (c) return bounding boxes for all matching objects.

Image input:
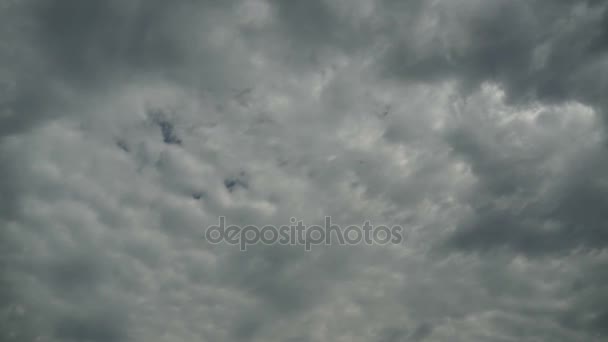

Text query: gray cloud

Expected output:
[1,0,607,341]
[382,0,608,112]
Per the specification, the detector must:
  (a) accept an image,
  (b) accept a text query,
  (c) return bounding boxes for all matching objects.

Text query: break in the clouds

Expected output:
[1,0,608,341]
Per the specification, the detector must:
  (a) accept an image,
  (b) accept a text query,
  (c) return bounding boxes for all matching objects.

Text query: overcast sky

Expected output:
[2,0,608,341]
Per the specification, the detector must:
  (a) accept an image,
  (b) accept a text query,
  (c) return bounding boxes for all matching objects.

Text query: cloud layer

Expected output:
[2,0,608,341]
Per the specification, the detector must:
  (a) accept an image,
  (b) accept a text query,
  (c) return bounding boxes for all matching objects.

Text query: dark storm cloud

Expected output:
[442,114,608,257]
[374,1,608,330]
[376,0,608,257]
[439,101,608,336]
[444,127,608,255]
[383,0,608,113]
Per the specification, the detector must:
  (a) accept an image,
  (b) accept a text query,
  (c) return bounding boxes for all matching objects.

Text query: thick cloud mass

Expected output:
[2,0,608,341]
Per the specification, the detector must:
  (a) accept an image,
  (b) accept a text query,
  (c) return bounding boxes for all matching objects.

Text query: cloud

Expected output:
[1,0,607,341]
[382,1,608,111]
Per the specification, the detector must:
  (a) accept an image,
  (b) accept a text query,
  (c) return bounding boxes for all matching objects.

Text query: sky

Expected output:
[1,0,608,341]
